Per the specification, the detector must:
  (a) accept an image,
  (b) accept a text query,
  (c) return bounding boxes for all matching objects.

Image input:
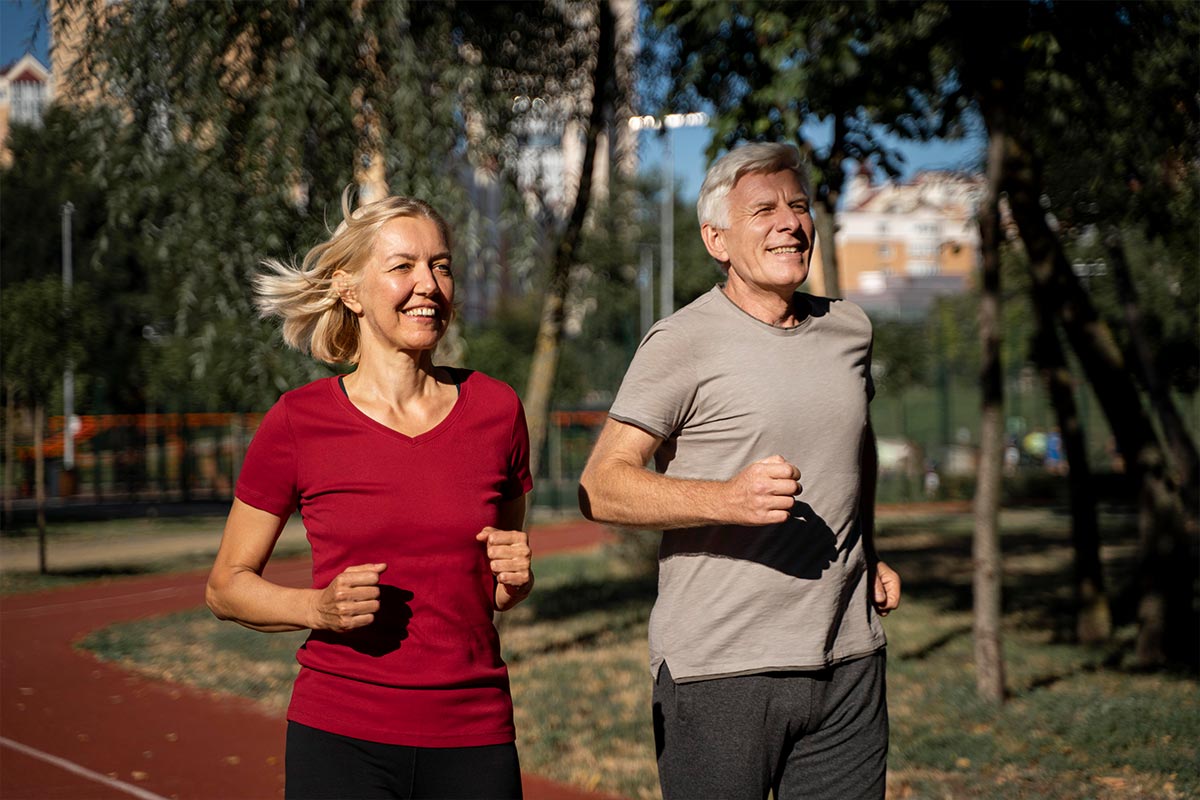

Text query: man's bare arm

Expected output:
[578,418,801,530]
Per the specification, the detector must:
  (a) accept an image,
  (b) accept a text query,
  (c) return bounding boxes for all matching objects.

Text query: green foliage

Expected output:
[647,1,965,193]
[44,0,604,411]
[1,278,102,403]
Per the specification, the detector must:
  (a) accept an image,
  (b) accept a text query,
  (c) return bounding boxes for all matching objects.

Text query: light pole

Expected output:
[628,112,709,318]
[61,202,75,481]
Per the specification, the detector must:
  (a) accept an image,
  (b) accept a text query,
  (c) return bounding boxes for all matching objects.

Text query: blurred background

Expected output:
[1,1,1197,796]
[6,0,1191,510]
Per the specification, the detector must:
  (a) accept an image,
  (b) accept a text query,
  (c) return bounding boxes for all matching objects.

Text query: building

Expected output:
[813,167,985,318]
[0,53,53,165]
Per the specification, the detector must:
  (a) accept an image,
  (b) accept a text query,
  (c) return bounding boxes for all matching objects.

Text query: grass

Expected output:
[0,513,307,595]
[75,508,1198,799]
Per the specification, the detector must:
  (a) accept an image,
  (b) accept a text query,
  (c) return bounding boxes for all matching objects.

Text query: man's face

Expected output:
[702,168,814,295]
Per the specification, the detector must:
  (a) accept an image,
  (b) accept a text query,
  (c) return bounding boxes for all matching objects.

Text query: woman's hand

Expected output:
[476,527,533,611]
[309,563,387,631]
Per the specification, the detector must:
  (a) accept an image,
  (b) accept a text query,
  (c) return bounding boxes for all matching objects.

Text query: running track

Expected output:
[0,519,622,800]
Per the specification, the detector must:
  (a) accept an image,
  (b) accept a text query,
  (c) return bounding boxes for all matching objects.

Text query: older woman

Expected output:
[206,192,533,799]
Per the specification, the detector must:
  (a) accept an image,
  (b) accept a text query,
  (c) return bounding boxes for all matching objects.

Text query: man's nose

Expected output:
[776,205,803,231]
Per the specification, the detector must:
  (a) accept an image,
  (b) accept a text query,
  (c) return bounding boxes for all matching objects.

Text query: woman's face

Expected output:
[342,215,455,356]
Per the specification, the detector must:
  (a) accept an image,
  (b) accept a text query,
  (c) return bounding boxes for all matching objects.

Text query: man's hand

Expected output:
[476,527,533,611]
[309,563,386,632]
[724,455,802,526]
[872,560,901,616]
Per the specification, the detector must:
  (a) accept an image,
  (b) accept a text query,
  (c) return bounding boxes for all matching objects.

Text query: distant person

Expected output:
[924,461,942,499]
[579,142,901,800]
[1044,427,1065,474]
[207,191,534,800]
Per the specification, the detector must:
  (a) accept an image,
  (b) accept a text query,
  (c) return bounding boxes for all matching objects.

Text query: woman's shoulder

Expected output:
[454,368,521,405]
[270,375,340,414]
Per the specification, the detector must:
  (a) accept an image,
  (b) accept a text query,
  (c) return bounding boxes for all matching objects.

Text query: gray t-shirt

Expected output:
[609,285,887,682]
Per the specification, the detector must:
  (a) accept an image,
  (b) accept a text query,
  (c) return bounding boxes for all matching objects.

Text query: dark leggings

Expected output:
[285,722,523,800]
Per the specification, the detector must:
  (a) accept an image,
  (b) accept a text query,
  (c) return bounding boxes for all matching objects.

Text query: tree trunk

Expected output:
[804,114,846,298]
[812,203,840,298]
[3,386,14,528]
[1103,230,1199,494]
[972,129,1006,704]
[1031,317,1110,644]
[1000,133,1198,668]
[34,402,47,575]
[523,0,616,488]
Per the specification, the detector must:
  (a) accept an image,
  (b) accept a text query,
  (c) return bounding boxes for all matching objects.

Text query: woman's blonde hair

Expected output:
[254,189,452,365]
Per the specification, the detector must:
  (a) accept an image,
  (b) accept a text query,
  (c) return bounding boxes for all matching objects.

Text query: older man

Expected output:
[579,142,900,800]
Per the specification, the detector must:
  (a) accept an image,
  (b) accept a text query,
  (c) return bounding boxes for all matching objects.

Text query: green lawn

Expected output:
[77,508,1198,799]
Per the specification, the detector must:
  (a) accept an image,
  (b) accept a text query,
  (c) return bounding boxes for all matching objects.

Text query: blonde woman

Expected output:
[207,192,533,799]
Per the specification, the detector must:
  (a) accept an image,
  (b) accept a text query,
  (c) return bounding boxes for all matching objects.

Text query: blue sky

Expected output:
[635,123,984,202]
[1,0,984,201]
[1,0,48,69]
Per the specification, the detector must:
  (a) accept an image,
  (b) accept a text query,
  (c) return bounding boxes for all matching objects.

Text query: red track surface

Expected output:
[0,519,622,800]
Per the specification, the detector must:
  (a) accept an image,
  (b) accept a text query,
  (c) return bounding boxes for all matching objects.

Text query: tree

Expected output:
[57,0,632,429]
[943,1,1199,666]
[523,0,620,482]
[646,1,967,296]
[972,130,1008,703]
[1,279,97,571]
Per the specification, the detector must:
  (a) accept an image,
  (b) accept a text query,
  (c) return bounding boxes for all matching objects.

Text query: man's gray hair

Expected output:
[696,142,812,229]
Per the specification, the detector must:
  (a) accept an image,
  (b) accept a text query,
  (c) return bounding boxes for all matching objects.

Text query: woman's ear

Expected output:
[333,269,362,314]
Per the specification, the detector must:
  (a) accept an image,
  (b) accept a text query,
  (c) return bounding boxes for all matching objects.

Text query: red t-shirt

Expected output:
[235,370,533,747]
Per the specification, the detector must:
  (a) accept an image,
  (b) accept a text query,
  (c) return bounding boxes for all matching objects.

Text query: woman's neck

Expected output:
[340,350,457,437]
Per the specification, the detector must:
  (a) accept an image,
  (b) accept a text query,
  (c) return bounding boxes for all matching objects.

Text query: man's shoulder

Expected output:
[799,293,873,335]
[657,286,724,328]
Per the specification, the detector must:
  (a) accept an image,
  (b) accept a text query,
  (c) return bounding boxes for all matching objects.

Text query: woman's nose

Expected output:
[414,264,439,294]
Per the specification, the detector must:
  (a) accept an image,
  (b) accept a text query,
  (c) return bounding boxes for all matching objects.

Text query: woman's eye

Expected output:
[434,263,453,275]
[390,263,413,272]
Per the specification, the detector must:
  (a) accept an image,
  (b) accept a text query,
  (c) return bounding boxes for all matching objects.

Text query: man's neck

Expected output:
[721,278,803,328]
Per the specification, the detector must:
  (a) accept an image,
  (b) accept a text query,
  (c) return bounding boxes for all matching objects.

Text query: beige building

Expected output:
[0,53,53,165]
[808,168,984,318]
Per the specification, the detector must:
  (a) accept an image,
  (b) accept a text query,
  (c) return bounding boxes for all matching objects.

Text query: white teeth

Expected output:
[769,246,800,254]
[404,308,437,317]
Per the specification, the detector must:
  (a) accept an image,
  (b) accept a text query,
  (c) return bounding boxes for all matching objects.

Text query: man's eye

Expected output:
[434,262,453,274]
[390,263,413,272]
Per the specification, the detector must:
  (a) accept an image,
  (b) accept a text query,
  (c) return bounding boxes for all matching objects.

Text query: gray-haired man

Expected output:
[579,142,901,799]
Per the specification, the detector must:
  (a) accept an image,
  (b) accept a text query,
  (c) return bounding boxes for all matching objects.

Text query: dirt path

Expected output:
[0,519,621,800]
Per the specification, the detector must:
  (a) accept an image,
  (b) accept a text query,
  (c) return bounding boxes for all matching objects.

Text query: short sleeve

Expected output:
[502,397,534,500]
[235,398,299,518]
[864,337,876,403]
[607,322,697,441]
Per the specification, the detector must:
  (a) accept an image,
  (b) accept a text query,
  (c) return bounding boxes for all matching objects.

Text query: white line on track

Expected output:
[0,586,198,618]
[0,735,171,800]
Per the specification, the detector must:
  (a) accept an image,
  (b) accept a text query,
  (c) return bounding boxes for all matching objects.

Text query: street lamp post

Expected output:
[61,202,75,481]
[628,112,709,319]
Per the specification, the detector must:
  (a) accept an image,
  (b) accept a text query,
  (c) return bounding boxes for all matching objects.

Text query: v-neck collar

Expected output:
[326,369,469,445]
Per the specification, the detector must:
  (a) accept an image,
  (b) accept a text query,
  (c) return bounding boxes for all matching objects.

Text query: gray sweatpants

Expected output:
[652,652,888,800]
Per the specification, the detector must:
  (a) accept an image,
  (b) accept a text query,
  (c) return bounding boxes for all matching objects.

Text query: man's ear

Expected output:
[701,223,730,265]
[333,269,362,315]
